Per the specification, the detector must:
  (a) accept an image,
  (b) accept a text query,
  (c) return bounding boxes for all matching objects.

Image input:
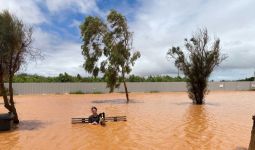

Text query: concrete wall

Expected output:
[4,81,255,95]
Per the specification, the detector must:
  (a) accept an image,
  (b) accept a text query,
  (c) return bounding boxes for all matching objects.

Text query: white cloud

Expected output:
[1,0,255,80]
[130,0,255,80]
[0,0,98,77]
[22,28,86,76]
[0,0,47,25]
[45,0,102,15]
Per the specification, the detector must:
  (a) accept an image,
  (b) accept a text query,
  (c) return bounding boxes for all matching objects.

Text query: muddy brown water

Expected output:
[0,91,254,150]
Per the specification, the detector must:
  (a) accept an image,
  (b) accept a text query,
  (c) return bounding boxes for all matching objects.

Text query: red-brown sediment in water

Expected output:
[0,91,254,150]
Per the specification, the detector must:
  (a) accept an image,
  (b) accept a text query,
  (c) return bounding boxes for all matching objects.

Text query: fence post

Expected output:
[249,115,255,150]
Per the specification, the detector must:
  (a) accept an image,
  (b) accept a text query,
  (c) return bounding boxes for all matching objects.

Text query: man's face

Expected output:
[91,108,97,115]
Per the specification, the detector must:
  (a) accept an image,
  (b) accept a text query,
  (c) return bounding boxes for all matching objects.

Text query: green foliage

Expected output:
[56,72,74,82]
[80,16,106,76]
[0,10,34,76]
[127,75,145,82]
[146,75,186,82]
[127,75,187,82]
[167,28,226,104]
[80,10,141,94]
[10,73,186,83]
[11,73,104,83]
[239,77,255,81]
[0,10,35,123]
[13,73,50,82]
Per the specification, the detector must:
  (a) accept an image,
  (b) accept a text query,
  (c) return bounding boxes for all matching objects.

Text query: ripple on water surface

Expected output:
[0,91,254,149]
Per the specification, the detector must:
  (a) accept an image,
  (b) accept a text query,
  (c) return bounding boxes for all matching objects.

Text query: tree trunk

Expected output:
[249,115,255,150]
[0,71,19,124]
[0,73,12,112]
[195,91,204,105]
[8,74,19,124]
[123,80,129,103]
[191,81,205,105]
[121,71,129,103]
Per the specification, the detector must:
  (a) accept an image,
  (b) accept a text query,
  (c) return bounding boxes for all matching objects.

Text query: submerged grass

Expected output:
[92,91,103,94]
[69,91,85,94]
[69,91,103,94]
[148,91,160,93]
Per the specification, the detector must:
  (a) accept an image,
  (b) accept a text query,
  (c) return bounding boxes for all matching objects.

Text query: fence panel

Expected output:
[3,81,255,95]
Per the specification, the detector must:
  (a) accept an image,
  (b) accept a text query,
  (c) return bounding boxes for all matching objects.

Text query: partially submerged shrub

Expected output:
[167,28,226,104]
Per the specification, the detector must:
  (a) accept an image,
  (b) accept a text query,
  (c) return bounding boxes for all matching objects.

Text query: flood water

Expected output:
[0,91,254,150]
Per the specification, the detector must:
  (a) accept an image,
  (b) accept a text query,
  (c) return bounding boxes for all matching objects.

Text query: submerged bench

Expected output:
[0,112,14,131]
[72,116,127,124]
[249,115,255,150]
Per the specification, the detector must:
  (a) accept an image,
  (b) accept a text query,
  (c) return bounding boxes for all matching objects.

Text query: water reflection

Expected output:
[18,120,46,131]
[174,102,220,106]
[91,99,143,104]
[1,92,254,149]
[182,105,216,149]
[0,129,20,149]
[71,120,130,149]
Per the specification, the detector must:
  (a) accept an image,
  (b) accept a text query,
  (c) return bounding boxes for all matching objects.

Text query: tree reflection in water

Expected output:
[182,105,217,149]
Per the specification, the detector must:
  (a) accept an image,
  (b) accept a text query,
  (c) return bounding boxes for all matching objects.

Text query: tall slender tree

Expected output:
[167,28,226,104]
[80,10,140,103]
[0,10,36,123]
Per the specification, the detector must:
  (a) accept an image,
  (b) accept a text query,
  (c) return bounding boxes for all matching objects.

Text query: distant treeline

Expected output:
[10,73,187,83]
[238,77,255,81]
[8,73,255,83]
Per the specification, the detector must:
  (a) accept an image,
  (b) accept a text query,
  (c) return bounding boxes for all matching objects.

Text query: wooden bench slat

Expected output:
[72,116,126,119]
[71,116,127,124]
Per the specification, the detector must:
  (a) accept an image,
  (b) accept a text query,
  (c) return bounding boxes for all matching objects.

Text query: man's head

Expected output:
[91,106,97,115]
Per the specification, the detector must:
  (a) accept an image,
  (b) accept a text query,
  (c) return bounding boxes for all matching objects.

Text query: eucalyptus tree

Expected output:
[167,29,226,104]
[80,10,140,103]
[0,10,35,123]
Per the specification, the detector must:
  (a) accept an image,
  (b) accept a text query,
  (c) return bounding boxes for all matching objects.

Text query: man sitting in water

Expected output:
[88,106,105,125]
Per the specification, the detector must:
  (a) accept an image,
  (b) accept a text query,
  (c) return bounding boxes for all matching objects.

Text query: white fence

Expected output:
[4,81,255,95]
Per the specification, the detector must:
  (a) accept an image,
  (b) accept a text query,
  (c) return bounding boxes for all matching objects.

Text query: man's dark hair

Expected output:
[91,106,97,111]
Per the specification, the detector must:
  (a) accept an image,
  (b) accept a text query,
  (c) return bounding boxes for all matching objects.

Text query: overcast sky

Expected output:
[0,0,255,80]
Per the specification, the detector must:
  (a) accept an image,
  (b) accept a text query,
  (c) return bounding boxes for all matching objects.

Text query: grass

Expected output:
[69,91,104,94]
[148,90,160,93]
[69,90,85,94]
[92,91,103,94]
